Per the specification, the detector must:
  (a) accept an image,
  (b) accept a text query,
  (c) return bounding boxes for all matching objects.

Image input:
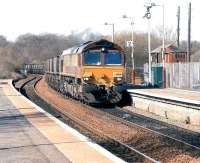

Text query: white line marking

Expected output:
[128,89,200,106]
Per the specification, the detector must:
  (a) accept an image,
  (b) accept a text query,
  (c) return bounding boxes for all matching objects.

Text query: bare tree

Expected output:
[154,26,176,44]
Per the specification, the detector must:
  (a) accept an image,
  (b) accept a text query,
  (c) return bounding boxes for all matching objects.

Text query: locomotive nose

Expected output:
[97,74,110,86]
[82,67,124,87]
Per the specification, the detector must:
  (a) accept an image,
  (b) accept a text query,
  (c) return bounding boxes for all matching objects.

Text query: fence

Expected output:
[148,62,200,89]
[165,62,200,89]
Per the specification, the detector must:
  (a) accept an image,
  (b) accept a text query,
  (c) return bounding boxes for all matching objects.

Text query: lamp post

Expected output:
[144,3,154,84]
[144,3,165,86]
[122,15,135,83]
[104,22,115,42]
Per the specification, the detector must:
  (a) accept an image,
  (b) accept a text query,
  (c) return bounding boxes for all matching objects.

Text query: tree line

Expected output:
[0,28,199,79]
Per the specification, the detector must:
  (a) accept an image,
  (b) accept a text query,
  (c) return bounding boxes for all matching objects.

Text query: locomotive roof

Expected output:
[61,39,122,56]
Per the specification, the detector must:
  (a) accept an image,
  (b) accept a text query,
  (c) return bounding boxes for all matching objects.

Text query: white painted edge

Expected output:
[168,88,200,94]
[128,89,200,105]
[9,80,126,163]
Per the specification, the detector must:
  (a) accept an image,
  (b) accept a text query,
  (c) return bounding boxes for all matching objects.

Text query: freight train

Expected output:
[20,64,44,75]
[45,39,128,104]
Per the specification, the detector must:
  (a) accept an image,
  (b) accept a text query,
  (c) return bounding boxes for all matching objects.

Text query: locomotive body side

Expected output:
[61,51,81,78]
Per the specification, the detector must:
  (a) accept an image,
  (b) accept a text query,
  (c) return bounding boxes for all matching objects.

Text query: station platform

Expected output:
[128,88,200,126]
[128,88,200,106]
[0,80,124,163]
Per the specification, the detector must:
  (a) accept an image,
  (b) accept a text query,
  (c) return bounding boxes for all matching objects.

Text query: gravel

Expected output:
[35,78,200,163]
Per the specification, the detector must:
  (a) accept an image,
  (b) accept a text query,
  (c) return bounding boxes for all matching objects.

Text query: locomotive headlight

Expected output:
[83,72,93,82]
[116,77,122,81]
[113,72,123,83]
[101,47,107,52]
[83,77,90,81]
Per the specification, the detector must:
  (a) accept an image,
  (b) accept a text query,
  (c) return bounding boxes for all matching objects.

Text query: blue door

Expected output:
[152,66,163,87]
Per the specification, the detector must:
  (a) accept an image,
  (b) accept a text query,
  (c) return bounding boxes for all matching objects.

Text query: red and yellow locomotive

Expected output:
[45,39,126,104]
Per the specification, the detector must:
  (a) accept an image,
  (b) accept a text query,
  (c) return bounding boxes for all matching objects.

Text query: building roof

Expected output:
[151,43,183,54]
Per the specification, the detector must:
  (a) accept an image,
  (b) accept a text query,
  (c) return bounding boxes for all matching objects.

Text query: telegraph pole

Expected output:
[187,2,191,88]
[187,2,191,62]
[122,15,135,83]
[161,4,165,88]
[177,6,180,48]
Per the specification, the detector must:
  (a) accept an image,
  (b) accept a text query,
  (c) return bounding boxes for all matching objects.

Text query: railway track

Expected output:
[13,75,37,91]
[17,77,159,163]
[44,98,159,163]
[16,76,200,163]
[104,107,200,148]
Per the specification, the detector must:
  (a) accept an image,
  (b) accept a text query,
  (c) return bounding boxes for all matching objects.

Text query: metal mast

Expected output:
[187,2,191,62]
[177,6,180,48]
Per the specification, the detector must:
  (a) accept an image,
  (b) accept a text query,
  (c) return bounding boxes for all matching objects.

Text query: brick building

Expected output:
[151,44,187,63]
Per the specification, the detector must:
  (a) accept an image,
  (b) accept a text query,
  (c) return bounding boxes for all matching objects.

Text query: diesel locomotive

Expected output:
[45,39,127,104]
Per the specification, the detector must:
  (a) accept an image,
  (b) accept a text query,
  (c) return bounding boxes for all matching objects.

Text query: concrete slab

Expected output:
[128,88,200,106]
[128,88,200,126]
[0,88,70,163]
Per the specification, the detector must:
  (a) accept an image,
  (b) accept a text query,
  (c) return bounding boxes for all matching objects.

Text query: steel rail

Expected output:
[34,76,200,151]
[18,76,200,162]
[34,77,200,151]
[32,77,159,163]
[112,107,200,151]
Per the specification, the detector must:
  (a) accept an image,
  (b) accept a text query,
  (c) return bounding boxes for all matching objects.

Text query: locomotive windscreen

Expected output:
[104,51,122,65]
[84,51,101,65]
[84,50,122,65]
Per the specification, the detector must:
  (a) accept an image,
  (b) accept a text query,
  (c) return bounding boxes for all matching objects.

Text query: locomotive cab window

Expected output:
[104,51,122,65]
[84,51,101,65]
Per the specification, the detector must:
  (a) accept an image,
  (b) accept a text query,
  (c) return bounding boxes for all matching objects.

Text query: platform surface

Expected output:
[0,80,123,163]
[128,88,200,105]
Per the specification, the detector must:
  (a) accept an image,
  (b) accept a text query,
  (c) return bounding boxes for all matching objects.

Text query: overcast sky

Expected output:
[0,0,199,41]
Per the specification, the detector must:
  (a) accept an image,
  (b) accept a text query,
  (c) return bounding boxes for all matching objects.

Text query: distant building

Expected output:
[191,50,200,62]
[151,44,187,63]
